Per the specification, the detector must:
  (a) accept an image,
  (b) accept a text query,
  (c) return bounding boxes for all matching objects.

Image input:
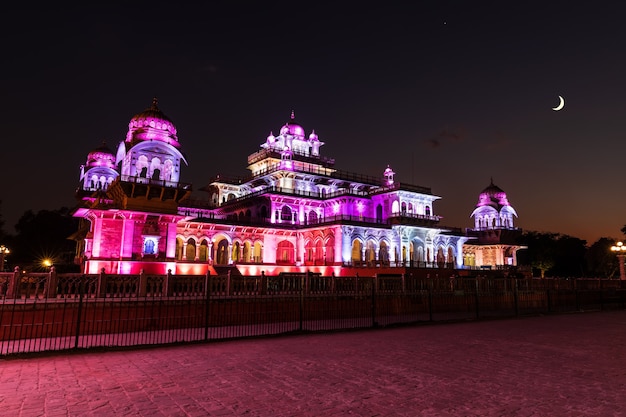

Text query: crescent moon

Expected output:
[552,95,565,111]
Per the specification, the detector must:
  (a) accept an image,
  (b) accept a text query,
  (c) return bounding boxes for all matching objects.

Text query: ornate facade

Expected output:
[73,99,522,276]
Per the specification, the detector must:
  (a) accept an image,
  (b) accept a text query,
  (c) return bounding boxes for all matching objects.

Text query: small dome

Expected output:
[86,141,116,168]
[476,178,510,208]
[267,132,275,143]
[279,110,305,138]
[480,181,505,197]
[309,130,319,141]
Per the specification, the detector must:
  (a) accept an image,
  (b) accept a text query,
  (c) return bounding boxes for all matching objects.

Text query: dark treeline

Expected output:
[516,232,620,278]
[0,201,79,273]
[0,200,622,277]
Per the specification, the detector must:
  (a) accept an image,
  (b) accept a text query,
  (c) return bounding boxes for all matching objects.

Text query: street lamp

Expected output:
[610,241,626,280]
[0,245,9,271]
[42,259,52,270]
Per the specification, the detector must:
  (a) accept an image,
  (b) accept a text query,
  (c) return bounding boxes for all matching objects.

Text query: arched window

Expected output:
[199,240,209,261]
[309,210,318,224]
[379,241,389,265]
[325,236,335,264]
[276,240,295,264]
[186,239,196,261]
[315,239,324,263]
[253,242,262,263]
[232,242,241,262]
[215,239,229,265]
[163,160,174,181]
[351,240,363,265]
[136,155,149,178]
[281,206,292,221]
[376,204,383,223]
[242,241,251,262]
[176,237,184,260]
[392,200,400,214]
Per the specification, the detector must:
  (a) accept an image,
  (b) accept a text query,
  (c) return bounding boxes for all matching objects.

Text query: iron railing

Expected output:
[0,269,624,356]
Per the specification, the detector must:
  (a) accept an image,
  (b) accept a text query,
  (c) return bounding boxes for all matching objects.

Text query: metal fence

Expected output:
[0,269,624,356]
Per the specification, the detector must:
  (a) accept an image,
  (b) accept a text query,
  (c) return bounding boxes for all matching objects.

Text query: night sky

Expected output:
[2,2,625,244]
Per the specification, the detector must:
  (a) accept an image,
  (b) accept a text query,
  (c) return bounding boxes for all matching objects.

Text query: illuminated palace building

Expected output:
[74,99,523,276]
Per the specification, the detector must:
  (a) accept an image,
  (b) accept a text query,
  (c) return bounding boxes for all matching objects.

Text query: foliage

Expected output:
[550,234,587,277]
[517,231,557,278]
[517,231,588,278]
[5,207,79,272]
[585,237,619,278]
[0,199,5,242]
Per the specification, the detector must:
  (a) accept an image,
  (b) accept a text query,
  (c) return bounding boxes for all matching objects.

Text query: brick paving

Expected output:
[1,310,625,416]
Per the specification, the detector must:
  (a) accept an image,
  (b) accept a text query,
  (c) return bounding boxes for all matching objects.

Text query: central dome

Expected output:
[279,111,305,138]
[126,97,180,147]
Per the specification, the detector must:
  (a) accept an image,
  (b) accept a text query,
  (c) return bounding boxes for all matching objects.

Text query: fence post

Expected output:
[74,276,85,349]
[371,276,378,328]
[299,275,304,331]
[47,266,58,298]
[428,277,433,322]
[513,278,519,317]
[305,270,310,295]
[139,269,147,297]
[164,269,171,296]
[97,268,106,297]
[7,266,21,299]
[204,272,211,341]
[260,271,267,295]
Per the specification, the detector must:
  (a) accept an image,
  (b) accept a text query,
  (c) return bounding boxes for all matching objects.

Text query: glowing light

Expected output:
[0,245,10,271]
[611,241,626,252]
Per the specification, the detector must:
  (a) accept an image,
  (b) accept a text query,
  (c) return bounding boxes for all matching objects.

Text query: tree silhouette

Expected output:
[586,237,619,278]
[9,207,79,272]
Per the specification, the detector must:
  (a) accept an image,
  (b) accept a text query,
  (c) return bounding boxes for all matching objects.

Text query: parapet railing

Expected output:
[1,267,625,301]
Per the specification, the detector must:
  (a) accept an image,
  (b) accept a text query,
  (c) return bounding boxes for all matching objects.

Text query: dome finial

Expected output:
[290,110,295,120]
[151,97,159,110]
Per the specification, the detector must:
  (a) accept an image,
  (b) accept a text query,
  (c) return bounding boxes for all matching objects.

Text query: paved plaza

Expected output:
[1,310,625,416]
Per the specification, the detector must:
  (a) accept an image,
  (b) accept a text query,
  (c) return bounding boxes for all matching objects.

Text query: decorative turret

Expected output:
[383,165,395,187]
[470,179,518,230]
[79,141,118,192]
[115,98,188,184]
[260,111,325,157]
